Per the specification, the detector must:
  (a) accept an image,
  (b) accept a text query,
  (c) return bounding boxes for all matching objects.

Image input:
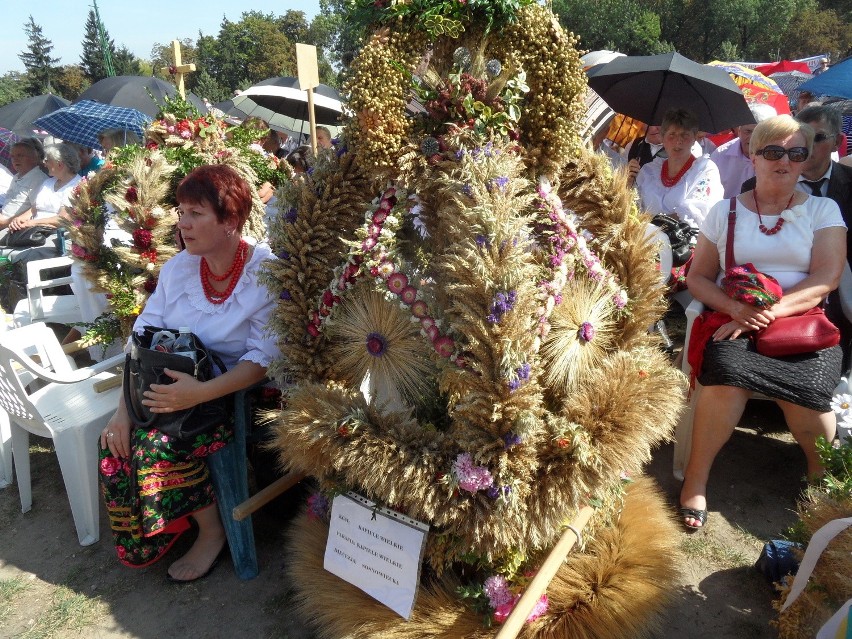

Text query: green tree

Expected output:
[80,9,115,82]
[781,0,852,60]
[0,72,28,108]
[554,0,671,55]
[19,16,60,96]
[53,64,90,100]
[192,69,229,103]
[197,12,296,93]
[113,45,142,76]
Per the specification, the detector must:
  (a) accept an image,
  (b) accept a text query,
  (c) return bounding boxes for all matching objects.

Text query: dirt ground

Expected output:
[0,401,808,639]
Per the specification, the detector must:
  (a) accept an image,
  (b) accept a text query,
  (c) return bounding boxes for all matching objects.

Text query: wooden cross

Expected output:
[162,39,196,99]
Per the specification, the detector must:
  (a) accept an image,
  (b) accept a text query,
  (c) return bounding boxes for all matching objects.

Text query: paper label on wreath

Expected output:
[324,492,429,619]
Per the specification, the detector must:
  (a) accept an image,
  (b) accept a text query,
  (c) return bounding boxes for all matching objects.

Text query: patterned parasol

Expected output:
[707,61,782,93]
[0,127,20,172]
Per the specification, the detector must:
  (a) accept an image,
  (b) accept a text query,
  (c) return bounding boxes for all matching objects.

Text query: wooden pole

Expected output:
[162,40,196,99]
[495,505,596,639]
[232,471,306,521]
[307,88,317,156]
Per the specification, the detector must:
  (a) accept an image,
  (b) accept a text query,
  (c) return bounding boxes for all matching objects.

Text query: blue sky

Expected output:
[3,1,320,75]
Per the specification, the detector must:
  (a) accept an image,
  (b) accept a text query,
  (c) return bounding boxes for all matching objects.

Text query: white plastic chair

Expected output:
[13,256,82,327]
[0,322,123,545]
[674,263,852,480]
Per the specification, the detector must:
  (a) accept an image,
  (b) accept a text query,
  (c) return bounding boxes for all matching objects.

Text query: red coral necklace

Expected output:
[660,155,696,188]
[753,190,794,236]
[200,239,249,304]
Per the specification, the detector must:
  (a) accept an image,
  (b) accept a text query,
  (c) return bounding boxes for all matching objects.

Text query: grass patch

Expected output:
[0,577,31,623]
[19,585,104,639]
[680,534,752,569]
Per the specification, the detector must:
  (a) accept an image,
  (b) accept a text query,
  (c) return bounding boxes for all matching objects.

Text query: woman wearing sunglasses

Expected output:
[679,114,846,530]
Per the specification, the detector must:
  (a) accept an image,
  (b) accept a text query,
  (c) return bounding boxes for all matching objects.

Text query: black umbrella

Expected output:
[0,94,70,136]
[587,52,754,133]
[75,76,208,118]
[231,77,344,134]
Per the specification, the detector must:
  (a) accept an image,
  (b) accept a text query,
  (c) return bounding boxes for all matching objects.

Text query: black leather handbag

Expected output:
[123,326,232,441]
[651,214,698,267]
[0,225,55,248]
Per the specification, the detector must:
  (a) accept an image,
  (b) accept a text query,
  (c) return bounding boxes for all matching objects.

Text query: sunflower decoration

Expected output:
[326,287,437,409]
[540,279,619,394]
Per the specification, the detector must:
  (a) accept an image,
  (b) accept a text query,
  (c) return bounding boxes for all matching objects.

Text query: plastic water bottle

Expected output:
[172,326,197,363]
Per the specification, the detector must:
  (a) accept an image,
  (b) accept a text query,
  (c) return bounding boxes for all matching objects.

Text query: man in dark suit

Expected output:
[742,106,852,356]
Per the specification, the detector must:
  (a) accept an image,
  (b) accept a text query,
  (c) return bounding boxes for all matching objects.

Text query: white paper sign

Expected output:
[324,492,429,619]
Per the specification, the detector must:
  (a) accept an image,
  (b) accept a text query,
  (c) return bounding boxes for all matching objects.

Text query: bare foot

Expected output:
[168,506,226,582]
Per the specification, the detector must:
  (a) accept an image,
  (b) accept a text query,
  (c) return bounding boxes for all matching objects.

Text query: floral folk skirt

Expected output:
[99,424,231,567]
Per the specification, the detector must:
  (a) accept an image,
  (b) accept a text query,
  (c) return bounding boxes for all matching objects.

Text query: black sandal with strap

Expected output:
[679,506,707,530]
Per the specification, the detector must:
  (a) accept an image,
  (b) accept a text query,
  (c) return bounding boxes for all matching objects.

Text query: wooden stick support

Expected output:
[232,471,307,521]
[93,375,122,393]
[495,505,596,639]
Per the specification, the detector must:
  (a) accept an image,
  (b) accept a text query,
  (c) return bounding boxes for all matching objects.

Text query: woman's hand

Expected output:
[142,369,208,413]
[728,301,775,331]
[8,216,33,231]
[101,405,132,459]
[713,319,756,341]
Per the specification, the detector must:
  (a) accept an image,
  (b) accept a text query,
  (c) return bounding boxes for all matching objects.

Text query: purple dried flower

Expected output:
[578,321,596,342]
[502,432,522,448]
[366,332,387,357]
[280,290,292,301]
[483,575,514,608]
[277,250,290,260]
[462,183,474,197]
[475,234,490,248]
[517,362,531,380]
[284,208,298,223]
[307,493,330,519]
[488,176,509,193]
[507,378,521,392]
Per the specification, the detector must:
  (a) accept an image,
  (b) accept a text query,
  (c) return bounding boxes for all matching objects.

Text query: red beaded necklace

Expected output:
[200,239,249,304]
[753,190,795,236]
[660,155,696,188]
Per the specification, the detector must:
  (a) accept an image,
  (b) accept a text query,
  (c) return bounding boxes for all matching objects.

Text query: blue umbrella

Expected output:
[798,58,852,99]
[33,100,150,150]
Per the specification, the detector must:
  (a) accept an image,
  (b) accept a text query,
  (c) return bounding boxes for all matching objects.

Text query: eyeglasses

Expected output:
[813,133,832,143]
[755,145,809,162]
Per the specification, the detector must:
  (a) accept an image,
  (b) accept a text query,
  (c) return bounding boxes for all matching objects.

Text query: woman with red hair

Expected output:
[98,164,279,581]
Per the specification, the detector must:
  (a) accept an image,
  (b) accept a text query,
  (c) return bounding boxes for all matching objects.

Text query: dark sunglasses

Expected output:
[755,145,809,162]
[813,133,832,143]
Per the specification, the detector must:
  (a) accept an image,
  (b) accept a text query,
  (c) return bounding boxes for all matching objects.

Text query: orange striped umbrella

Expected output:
[707,61,781,93]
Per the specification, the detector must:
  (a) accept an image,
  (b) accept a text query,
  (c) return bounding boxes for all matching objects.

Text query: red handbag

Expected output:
[753,307,839,357]
[725,198,840,358]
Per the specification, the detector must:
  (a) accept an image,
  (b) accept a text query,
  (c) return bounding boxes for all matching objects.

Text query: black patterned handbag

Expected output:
[123,326,232,440]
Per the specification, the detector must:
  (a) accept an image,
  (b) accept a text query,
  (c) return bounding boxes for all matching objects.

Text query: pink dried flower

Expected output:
[400,285,418,305]
[452,453,493,493]
[433,336,454,358]
[411,300,429,318]
[483,575,514,608]
[387,272,409,294]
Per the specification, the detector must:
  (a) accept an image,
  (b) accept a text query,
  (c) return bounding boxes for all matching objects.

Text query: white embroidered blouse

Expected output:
[636,156,724,229]
[133,241,280,371]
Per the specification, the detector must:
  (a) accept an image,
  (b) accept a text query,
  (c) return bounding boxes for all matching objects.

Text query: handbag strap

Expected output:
[726,197,737,270]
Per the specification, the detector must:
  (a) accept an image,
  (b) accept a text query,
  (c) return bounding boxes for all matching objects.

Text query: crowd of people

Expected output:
[598,93,851,530]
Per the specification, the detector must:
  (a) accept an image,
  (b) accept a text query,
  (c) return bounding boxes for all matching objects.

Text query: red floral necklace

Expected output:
[753,190,795,236]
[200,239,249,304]
[660,155,696,188]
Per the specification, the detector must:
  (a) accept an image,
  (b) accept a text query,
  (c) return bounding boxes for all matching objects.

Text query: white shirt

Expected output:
[1,166,48,218]
[636,155,724,229]
[710,138,753,199]
[32,175,82,220]
[133,242,280,371]
[796,163,832,197]
[0,165,13,201]
[700,196,846,290]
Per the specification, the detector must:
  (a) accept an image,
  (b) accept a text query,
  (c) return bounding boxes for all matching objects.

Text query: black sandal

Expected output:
[679,507,707,530]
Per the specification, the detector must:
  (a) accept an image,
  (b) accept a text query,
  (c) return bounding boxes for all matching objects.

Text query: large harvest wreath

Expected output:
[262,3,685,637]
